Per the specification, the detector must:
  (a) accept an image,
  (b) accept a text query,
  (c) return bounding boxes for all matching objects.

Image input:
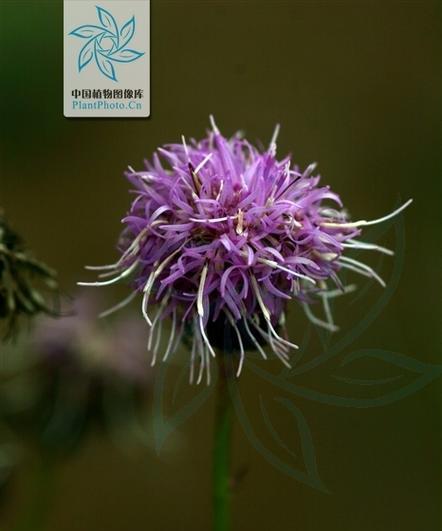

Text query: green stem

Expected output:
[213,356,233,531]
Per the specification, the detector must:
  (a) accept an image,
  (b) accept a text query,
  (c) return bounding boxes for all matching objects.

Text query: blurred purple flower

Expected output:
[0,294,152,454]
[32,295,149,385]
[80,117,412,383]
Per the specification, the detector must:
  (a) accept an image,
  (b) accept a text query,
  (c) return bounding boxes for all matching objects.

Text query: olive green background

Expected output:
[0,1,441,530]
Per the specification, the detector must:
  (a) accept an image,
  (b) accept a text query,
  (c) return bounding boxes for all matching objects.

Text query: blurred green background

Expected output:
[0,1,441,530]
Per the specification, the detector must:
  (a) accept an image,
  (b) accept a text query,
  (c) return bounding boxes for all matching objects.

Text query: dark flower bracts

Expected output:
[0,213,58,338]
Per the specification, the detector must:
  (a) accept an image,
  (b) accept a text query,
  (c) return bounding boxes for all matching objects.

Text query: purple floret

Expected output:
[80,117,412,383]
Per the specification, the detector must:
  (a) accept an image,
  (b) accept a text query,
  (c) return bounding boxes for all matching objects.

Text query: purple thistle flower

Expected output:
[80,117,412,383]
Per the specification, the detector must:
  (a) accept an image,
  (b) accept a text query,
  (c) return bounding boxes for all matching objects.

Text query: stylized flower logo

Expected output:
[69,6,145,82]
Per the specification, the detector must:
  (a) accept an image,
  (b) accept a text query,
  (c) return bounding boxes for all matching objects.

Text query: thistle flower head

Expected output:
[0,212,58,339]
[81,118,412,383]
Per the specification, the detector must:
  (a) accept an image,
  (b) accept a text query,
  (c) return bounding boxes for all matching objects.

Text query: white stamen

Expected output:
[266,317,298,351]
[242,314,267,360]
[162,309,177,361]
[321,199,413,228]
[189,215,237,224]
[78,260,138,287]
[303,162,318,177]
[343,239,394,256]
[268,123,280,154]
[97,269,128,280]
[197,264,216,358]
[236,209,244,235]
[142,270,156,326]
[99,291,138,318]
[314,251,339,261]
[139,174,156,184]
[199,316,216,359]
[248,317,290,367]
[251,276,271,321]
[338,255,386,287]
[248,316,288,357]
[197,263,208,317]
[289,216,303,230]
[181,135,189,161]
[251,276,298,353]
[319,207,344,218]
[336,261,372,280]
[209,115,220,134]
[196,355,205,385]
[142,244,187,325]
[148,301,166,351]
[85,263,119,271]
[194,153,213,174]
[195,322,205,385]
[216,180,224,201]
[257,257,316,285]
[225,310,245,377]
[85,228,148,273]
